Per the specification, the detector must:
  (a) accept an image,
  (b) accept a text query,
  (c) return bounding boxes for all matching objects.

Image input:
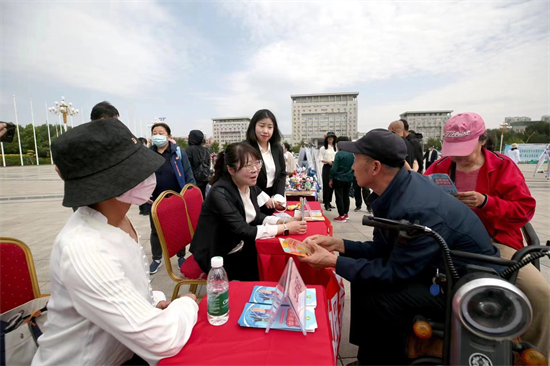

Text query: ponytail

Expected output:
[209,151,226,185]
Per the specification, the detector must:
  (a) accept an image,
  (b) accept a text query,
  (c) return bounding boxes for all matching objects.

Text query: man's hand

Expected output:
[329,179,333,188]
[156,300,171,310]
[304,235,345,253]
[299,242,338,270]
[456,191,485,208]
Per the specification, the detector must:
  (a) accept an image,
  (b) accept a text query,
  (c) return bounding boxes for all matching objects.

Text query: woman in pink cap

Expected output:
[425,112,548,355]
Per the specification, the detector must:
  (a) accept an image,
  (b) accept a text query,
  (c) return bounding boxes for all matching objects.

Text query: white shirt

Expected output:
[33,207,199,366]
[284,151,296,173]
[508,149,520,165]
[259,142,276,188]
[319,145,336,167]
[238,188,280,240]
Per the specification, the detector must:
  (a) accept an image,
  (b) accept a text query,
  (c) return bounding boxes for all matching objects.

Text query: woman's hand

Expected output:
[274,200,286,211]
[456,191,486,208]
[286,220,308,235]
[156,300,171,310]
[304,234,345,253]
[265,198,276,209]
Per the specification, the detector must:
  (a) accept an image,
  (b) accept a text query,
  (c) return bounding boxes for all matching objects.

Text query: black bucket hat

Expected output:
[52,118,164,207]
[326,131,337,138]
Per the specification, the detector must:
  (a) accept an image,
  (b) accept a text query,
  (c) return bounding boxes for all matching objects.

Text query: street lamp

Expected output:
[499,121,512,153]
[48,96,79,132]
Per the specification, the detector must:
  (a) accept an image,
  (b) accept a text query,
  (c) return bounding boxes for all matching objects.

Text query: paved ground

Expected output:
[1,163,548,365]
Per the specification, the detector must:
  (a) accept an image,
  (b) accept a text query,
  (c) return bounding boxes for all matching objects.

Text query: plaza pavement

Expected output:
[0,164,548,365]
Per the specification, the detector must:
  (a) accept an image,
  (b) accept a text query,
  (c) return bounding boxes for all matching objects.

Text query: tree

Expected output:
[211,141,220,154]
[424,138,442,151]
[174,137,188,150]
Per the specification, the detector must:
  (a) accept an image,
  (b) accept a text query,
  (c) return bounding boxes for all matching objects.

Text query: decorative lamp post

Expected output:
[48,96,79,132]
[499,121,512,153]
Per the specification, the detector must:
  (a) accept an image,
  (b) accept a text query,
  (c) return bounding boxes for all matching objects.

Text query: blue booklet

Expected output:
[249,285,317,307]
[427,173,458,196]
[238,302,318,332]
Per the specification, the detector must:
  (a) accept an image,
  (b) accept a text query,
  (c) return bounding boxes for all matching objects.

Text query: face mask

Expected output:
[152,135,167,147]
[116,174,157,205]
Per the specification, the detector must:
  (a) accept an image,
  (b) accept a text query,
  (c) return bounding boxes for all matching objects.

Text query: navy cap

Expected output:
[338,129,407,167]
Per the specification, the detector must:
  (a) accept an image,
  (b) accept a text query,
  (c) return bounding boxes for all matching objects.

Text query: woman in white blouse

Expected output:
[245,109,287,215]
[319,132,338,211]
[190,143,307,280]
[33,118,198,366]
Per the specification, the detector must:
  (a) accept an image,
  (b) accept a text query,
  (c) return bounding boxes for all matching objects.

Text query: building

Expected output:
[505,116,531,124]
[212,117,251,145]
[399,110,453,140]
[282,134,293,144]
[290,92,359,146]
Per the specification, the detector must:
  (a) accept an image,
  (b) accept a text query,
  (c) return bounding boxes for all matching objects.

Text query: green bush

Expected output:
[2,155,52,166]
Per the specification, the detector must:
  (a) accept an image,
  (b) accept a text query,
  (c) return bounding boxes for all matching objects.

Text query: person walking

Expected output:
[330,136,354,222]
[148,122,195,275]
[319,132,337,211]
[507,143,521,165]
[423,145,439,170]
[186,130,211,198]
[283,142,296,176]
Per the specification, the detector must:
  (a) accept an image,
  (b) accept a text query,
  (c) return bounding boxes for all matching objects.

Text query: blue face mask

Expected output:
[152,135,167,147]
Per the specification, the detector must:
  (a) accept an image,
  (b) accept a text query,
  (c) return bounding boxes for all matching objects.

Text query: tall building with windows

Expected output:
[399,110,453,140]
[291,92,359,146]
[212,117,251,145]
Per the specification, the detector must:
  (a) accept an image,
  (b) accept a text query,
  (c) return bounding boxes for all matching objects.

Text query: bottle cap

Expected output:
[211,256,224,268]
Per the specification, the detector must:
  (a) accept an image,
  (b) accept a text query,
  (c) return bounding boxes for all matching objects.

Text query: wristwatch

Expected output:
[283,222,289,236]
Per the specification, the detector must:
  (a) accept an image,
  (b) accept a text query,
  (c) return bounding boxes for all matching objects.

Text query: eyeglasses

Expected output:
[243,160,263,172]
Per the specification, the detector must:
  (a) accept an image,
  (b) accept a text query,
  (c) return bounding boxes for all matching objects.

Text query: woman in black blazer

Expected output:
[189,142,307,281]
[245,109,287,215]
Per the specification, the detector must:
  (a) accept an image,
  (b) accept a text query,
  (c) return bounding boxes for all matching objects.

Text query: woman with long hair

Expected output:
[190,143,307,281]
[245,109,287,215]
[319,132,337,211]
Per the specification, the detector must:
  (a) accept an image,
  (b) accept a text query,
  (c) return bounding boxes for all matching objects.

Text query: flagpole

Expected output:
[45,102,53,164]
[81,108,84,124]
[71,115,74,128]
[30,99,39,165]
[13,95,24,166]
[1,142,5,167]
[58,114,62,135]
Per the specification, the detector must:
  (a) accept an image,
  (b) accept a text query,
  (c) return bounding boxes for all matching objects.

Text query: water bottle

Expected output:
[207,256,229,326]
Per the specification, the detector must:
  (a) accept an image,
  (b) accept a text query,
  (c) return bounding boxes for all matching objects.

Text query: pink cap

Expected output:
[441,113,486,157]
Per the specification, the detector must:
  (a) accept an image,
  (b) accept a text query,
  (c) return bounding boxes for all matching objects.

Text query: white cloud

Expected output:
[2,1,208,98]
[212,1,548,132]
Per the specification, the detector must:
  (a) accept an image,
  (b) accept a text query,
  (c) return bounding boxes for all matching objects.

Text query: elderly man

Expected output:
[300,129,501,365]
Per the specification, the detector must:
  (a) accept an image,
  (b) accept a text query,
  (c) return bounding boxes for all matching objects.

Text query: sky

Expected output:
[1,0,549,139]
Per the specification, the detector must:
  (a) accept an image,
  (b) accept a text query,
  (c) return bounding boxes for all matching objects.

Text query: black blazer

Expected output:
[190,175,266,280]
[245,140,287,197]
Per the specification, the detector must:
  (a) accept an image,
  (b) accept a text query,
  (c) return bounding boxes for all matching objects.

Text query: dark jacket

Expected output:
[245,140,286,197]
[423,149,439,165]
[150,142,195,199]
[185,130,211,183]
[189,176,266,281]
[329,150,355,182]
[406,133,424,172]
[336,167,500,285]
[403,137,416,168]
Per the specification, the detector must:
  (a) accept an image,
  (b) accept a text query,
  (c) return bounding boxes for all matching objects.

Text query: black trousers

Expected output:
[333,179,351,217]
[353,178,371,210]
[149,204,185,261]
[197,181,208,199]
[322,164,334,207]
[351,281,446,365]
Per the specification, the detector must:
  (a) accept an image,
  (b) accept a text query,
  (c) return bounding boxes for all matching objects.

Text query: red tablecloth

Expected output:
[254,202,344,365]
[256,201,331,284]
[159,281,335,366]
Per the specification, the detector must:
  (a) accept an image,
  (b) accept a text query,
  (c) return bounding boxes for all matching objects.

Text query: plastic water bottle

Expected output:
[207,256,229,326]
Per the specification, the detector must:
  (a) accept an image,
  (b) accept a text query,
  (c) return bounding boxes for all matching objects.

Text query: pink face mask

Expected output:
[116,174,157,205]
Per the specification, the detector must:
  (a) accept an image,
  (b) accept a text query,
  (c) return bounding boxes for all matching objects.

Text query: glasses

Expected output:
[243,160,263,172]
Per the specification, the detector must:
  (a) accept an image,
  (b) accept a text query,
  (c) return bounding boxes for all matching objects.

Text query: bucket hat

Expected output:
[52,118,164,207]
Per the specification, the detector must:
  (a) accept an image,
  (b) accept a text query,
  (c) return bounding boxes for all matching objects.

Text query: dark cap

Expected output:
[338,129,407,167]
[52,118,164,207]
[326,131,336,138]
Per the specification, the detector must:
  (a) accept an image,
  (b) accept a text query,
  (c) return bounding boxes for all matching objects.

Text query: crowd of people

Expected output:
[12,102,547,365]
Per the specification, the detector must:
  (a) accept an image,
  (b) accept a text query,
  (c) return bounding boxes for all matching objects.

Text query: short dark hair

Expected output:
[90,101,119,121]
[210,142,261,185]
[283,142,291,151]
[338,136,349,142]
[151,122,171,135]
[138,137,148,146]
[400,118,409,131]
[246,109,281,145]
